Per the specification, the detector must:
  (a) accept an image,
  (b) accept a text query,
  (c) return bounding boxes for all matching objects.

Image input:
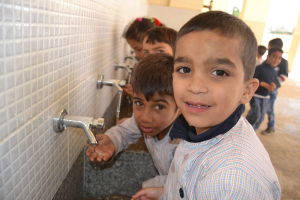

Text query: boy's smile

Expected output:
[133,92,179,140]
[173,31,254,134]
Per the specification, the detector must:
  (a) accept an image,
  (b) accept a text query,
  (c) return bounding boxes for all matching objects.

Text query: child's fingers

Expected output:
[132,189,148,199]
[86,145,95,156]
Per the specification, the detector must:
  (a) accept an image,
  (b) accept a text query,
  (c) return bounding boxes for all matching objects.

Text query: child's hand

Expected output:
[122,84,133,97]
[86,134,115,163]
[270,82,276,91]
[131,187,164,200]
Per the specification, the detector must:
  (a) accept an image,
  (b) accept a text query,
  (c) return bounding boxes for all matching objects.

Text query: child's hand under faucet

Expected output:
[86,134,115,163]
[122,84,133,97]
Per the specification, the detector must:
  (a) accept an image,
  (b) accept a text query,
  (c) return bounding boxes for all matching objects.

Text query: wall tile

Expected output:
[0,0,147,199]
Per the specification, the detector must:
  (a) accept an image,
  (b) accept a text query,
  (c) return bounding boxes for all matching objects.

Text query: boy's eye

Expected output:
[212,70,228,77]
[135,101,143,106]
[177,67,191,74]
[157,50,164,53]
[155,105,164,110]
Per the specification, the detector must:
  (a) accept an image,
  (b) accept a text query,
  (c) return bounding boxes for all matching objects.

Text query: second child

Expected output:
[86,53,180,189]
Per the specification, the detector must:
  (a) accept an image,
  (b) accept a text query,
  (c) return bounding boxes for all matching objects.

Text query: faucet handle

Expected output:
[91,118,105,131]
[118,80,126,87]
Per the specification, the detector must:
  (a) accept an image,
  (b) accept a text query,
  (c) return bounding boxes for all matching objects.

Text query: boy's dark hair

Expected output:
[268,47,283,56]
[258,45,267,56]
[268,38,283,49]
[141,27,178,52]
[176,11,257,82]
[123,18,157,42]
[131,53,174,101]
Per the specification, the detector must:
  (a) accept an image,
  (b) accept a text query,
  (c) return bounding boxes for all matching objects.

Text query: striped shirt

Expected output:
[105,115,181,188]
[161,116,281,200]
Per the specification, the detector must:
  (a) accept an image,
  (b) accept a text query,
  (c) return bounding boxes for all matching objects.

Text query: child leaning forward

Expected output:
[86,53,180,189]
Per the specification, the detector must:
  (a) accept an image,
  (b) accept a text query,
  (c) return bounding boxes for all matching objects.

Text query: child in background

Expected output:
[122,26,177,100]
[123,18,162,60]
[256,45,267,66]
[132,11,280,200]
[141,27,178,57]
[86,53,181,189]
[262,38,289,135]
[247,47,283,131]
[122,17,163,97]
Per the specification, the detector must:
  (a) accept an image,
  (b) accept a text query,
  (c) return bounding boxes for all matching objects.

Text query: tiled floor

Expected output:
[243,77,300,199]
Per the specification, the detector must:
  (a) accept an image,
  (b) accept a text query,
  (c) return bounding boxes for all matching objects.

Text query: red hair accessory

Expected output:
[152,18,162,26]
[136,18,142,22]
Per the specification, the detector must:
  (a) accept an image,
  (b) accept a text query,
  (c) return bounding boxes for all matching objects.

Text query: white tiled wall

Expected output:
[0,0,148,199]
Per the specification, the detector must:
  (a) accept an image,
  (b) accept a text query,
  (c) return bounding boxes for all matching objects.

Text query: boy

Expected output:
[132,11,281,200]
[256,45,267,66]
[247,47,283,131]
[86,53,180,188]
[262,38,289,135]
[141,27,178,57]
[122,27,178,98]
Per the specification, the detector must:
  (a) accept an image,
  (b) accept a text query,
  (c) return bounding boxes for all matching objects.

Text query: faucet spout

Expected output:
[97,74,126,92]
[53,109,105,146]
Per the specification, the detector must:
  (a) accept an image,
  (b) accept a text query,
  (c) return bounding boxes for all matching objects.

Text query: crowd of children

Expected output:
[87,12,283,199]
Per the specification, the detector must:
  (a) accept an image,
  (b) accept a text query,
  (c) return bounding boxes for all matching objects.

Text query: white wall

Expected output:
[0,0,147,199]
[146,5,200,31]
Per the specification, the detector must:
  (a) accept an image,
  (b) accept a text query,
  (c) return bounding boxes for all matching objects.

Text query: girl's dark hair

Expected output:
[268,47,283,56]
[176,11,257,82]
[131,53,174,101]
[141,27,178,52]
[123,18,157,42]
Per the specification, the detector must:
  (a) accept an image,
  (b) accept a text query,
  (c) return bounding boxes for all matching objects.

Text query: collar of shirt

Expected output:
[170,104,245,143]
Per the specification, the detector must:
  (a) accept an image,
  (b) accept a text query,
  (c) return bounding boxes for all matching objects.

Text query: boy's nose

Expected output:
[187,75,208,94]
[139,109,152,123]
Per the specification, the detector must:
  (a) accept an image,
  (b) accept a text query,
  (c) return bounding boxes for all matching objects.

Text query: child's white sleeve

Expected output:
[142,175,168,188]
[105,115,142,155]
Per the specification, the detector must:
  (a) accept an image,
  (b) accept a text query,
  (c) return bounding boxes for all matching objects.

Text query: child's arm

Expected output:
[104,115,142,155]
[260,81,273,92]
[142,175,167,189]
[131,187,164,200]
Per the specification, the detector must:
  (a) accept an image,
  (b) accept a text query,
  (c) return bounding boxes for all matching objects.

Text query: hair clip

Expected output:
[136,18,142,22]
[151,18,162,26]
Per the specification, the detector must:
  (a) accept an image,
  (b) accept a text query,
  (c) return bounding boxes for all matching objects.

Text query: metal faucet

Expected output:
[115,61,133,84]
[97,74,126,124]
[124,54,137,63]
[53,109,105,146]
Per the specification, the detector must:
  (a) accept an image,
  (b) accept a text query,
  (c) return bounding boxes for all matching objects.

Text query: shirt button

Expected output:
[179,188,184,198]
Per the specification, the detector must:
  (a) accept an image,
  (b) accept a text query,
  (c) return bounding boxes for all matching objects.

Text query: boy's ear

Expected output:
[240,78,259,104]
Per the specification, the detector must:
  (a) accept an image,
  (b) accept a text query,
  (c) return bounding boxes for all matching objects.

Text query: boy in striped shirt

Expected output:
[86,53,181,189]
[132,11,281,200]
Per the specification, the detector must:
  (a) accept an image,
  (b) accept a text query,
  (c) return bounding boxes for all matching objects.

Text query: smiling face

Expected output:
[142,36,174,56]
[127,39,144,60]
[266,51,282,67]
[133,92,179,140]
[173,31,258,134]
